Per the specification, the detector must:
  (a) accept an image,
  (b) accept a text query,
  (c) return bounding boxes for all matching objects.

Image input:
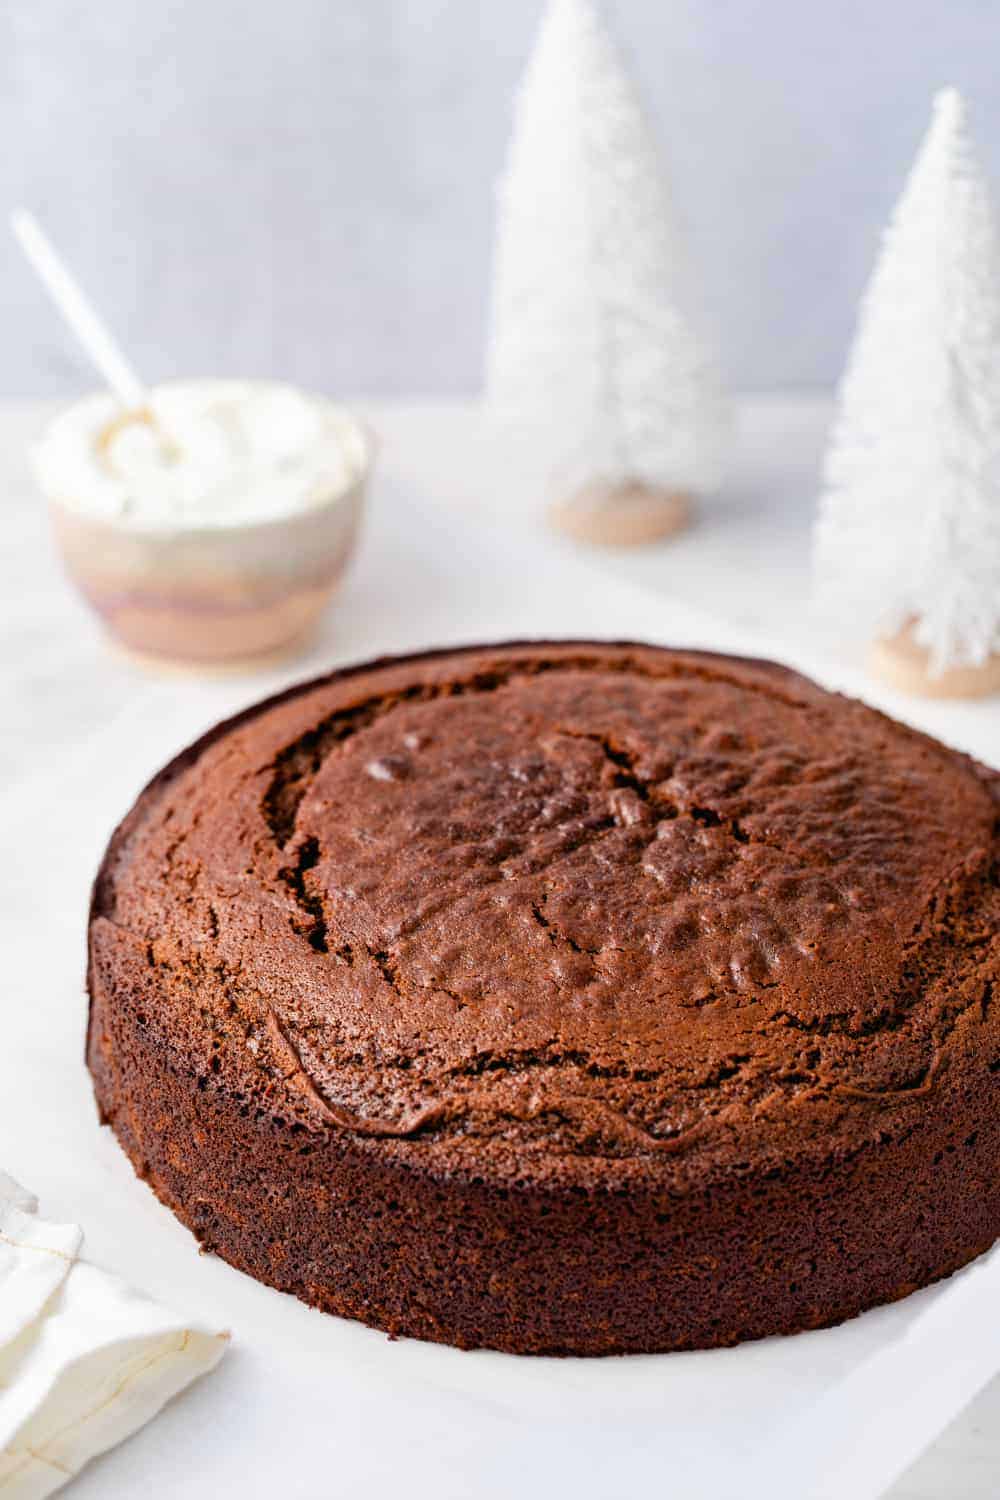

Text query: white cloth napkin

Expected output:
[0,1172,227,1498]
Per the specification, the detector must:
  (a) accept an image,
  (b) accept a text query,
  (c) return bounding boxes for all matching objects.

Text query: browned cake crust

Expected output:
[86,642,1000,1355]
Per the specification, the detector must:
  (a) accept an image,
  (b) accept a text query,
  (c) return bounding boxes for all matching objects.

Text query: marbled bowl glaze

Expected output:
[45,414,371,667]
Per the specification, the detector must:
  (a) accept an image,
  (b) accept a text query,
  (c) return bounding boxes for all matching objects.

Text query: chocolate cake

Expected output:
[87,642,1000,1355]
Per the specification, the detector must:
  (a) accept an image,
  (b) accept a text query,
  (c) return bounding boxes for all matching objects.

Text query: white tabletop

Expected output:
[3,394,997,1498]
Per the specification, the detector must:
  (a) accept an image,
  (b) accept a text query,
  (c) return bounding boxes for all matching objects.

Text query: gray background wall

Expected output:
[3,0,999,398]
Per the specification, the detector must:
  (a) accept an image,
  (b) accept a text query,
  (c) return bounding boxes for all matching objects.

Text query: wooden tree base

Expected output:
[548,482,691,547]
[869,624,1000,699]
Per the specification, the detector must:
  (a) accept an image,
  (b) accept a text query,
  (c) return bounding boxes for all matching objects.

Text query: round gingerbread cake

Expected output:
[87,642,1000,1355]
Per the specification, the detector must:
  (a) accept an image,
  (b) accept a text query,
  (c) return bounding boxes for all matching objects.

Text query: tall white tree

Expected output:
[486,0,726,542]
[815,88,1000,679]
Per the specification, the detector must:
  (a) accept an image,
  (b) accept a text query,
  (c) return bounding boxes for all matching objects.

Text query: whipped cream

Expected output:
[33,380,367,530]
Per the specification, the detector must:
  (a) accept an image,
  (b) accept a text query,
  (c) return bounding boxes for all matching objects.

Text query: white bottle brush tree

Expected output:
[486,0,726,545]
[815,88,1000,696]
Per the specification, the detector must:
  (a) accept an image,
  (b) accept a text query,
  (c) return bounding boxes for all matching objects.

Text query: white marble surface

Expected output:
[3,395,998,1498]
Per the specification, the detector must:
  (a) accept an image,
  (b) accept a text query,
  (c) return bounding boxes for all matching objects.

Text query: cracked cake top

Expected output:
[90,642,1000,1187]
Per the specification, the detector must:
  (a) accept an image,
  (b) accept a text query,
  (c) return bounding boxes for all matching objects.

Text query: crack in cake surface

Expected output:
[95,642,1000,1163]
[259,652,819,851]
